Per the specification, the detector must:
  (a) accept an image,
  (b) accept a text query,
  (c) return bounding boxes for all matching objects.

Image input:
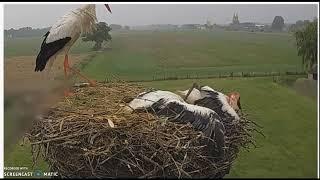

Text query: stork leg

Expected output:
[63,55,74,97]
[45,57,54,80]
[64,54,97,87]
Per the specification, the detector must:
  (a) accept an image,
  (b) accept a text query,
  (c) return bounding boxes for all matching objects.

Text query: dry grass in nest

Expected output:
[26,82,262,178]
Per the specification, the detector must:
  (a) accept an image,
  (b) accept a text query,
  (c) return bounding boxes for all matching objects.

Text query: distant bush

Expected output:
[4,27,51,39]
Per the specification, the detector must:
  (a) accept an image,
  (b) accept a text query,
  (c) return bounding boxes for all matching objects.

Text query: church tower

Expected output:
[232,13,240,24]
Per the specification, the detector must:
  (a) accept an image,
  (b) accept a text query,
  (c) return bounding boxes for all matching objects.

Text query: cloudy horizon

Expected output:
[4,3,318,30]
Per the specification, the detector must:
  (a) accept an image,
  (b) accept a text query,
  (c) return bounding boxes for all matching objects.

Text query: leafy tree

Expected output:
[289,20,312,32]
[82,22,112,50]
[124,25,130,30]
[294,18,317,71]
[303,20,310,25]
[296,20,304,27]
[271,16,285,31]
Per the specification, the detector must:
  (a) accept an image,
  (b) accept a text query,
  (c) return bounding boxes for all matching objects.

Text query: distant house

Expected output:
[308,64,318,80]
[255,24,265,28]
[241,22,262,31]
[180,24,199,30]
[255,24,265,30]
[198,25,206,30]
[240,22,255,28]
[229,22,260,31]
[228,13,266,32]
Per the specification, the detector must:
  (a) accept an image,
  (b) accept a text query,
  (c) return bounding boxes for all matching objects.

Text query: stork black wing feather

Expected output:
[195,94,234,123]
[34,31,71,72]
[162,101,226,157]
[147,98,226,157]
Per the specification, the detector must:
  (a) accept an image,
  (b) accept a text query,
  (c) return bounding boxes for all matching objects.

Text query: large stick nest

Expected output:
[26,82,262,178]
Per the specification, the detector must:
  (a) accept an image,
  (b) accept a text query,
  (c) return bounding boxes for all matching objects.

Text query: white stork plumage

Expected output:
[177,85,241,122]
[124,90,185,112]
[35,4,112,96]
[125,90,226,157]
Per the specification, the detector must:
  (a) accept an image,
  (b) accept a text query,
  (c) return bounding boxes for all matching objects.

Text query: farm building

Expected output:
[180,24,200,30]
[255,24,265,31]
[240,22,255,28]
[198,25,207,30]
[229,13,266,32]
[229,22,265,32]
[308,64,318,80]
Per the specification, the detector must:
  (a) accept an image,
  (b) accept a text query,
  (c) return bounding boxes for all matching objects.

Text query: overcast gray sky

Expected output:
[4,3,318,29]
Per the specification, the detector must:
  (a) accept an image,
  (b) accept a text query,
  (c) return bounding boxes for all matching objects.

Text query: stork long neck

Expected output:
[78,5,97,34]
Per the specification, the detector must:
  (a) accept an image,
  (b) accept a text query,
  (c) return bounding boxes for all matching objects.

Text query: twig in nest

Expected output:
[27,82,262,178]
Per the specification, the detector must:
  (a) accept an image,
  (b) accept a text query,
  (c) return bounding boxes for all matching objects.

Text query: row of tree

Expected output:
[271,16,316,32]
[4,19,318,74]
[109,24,130,31]
[289,19,313,32]
[4,24,129,39]
[4,27,50,39]
[229,14,316,32]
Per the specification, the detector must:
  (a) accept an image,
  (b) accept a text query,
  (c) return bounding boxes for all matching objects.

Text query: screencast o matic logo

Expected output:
[4,167,58,177]
[33,170,58,177]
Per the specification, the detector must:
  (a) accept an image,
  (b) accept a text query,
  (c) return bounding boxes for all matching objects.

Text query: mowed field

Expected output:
[4,30,317,178]
[4,36,95,92]
[4,36,95,58]
[83,30,303,81]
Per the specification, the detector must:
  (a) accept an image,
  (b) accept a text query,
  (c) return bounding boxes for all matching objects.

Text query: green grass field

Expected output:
[4,30,317,178]
[142,77,317,178]
[80,30,303,81]
[4,37,95,58]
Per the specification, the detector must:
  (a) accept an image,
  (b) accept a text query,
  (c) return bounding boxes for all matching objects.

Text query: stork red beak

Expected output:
[227,92,241,111]
[105,4,112,13]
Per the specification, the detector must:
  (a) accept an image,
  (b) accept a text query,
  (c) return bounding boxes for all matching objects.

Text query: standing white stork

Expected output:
[34,4,112,96]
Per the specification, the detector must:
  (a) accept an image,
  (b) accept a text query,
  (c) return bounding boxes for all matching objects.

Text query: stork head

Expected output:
[80,4,111,15]
[226,92,241,112]
[81,4,96,11]
[104,4,112,13]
